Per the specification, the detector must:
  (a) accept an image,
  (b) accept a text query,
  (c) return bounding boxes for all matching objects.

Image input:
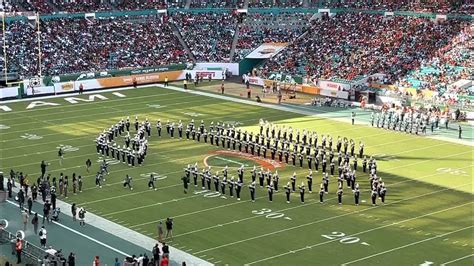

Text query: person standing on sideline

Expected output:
[165,218,173,240]
[39,226,47,248]
[22,210,29,231]
[153,243,161,265]
[40,160,49,178]
[458,125,462,139]
[58,147,64,166]
[71,203,77,221]
[68,252,76,266]
[164,76,169,87]
[351,112,356,125]
[86,159,92,173]
[16,238,23,264]
[157,221,164,243]
[160,254,169,266]
[27,197,33,214]
[79,83,84,94]
[78,208,86,226]
[93,256,100,266]
[221,82,225,94]
[32,213,39,235]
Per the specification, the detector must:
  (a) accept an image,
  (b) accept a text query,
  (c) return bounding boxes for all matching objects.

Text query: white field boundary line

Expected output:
[2,83,471,148]
[156,84,474,147]
[285,104,474,141]
[192,182,472,255]
[340,225,474,265]
[0,92,218,135]
[0,84,180,112]
[3,111,454,175]
[0,94,219,138]
[90,150,473,217]
[7,187,212,266]
[136,163,473,234]
[440,254,474,265]
[0,93,396,150]
[6,199,130,257]
[248,203,474,265]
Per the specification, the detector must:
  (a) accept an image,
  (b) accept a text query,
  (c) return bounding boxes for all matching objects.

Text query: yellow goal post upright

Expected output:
[1,11,43,86]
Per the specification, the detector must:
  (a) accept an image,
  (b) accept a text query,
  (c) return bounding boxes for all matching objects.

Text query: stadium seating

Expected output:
[396,25,472,95]
[171,12,237,62]
[248,0,304,8]
[260,14,464,83]
[233,12,311,61]
[5,16,188,77]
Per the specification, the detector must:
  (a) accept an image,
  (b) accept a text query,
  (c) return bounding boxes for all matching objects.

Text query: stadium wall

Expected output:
[20,70,224,97]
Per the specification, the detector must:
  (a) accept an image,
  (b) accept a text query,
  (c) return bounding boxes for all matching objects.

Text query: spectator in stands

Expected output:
[262,14,463,84]
[5,16,188,78]
[172,12,237,62]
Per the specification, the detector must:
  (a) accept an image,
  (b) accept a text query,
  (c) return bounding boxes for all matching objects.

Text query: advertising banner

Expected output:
[245,43,288,59]
[0,87,19,99]
[318,80,351,91]
[50,70,225,93]
[320,89,349,99]
[25,86,56,96]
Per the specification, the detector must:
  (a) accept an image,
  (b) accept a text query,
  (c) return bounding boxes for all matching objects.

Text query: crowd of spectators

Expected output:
[309,0,471,14]
[51,0,112,13]
[189,0,244,8]
[2,0,183,14]
[2,0,471,14]
[233,12,311,61]
[261,14,464,83]
[5,15,188,77]
[248,0,304,8]
[396,23,472,95]
[172,12,237,62]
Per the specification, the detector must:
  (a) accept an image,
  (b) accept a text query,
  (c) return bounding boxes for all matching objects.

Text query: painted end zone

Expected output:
[204,150,284,170]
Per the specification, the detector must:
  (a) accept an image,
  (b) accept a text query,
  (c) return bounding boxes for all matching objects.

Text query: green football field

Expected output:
[0,85,472,265]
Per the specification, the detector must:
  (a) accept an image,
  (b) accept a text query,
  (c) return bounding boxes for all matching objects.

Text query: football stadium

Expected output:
[0,1,473,265]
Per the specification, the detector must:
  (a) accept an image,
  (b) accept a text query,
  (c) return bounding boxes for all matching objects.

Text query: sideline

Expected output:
[6,186,212,266]
[155,84,474,147]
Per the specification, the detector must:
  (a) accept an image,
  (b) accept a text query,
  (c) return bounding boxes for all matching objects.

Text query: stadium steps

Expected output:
[229,22,242,61]
[185,0,191,9]
[169,22,196,62]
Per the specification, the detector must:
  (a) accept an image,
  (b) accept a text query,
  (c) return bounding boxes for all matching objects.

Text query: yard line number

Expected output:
[20,133,43,140]
[436,168,469,177]
[321,231,370,246]
[252,208,292,220]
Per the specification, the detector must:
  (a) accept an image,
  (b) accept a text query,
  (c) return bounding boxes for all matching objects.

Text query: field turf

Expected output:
[0,85,472,265]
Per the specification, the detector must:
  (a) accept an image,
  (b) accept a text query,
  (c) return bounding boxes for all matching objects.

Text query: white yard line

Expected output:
[167,164,472,238]
[156,84,473,147]
[341,226,473,265]
[193,183,471,255]
[0,93,209,134]
[95,150,472,220]
[440,254,474,265]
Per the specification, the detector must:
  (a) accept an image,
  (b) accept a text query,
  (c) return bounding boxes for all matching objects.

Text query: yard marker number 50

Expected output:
[321,232,370,246]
